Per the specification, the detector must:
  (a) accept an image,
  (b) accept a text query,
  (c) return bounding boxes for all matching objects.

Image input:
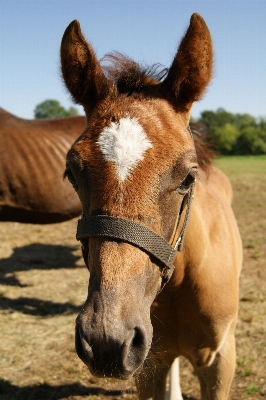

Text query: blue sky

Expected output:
[1,0,266,120]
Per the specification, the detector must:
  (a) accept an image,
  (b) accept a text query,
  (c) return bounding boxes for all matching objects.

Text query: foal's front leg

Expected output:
[193,327,236,400]
[136,358,183,400]
[166,358,183,400]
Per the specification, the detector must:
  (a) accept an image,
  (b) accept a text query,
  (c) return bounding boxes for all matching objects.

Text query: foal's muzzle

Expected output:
[75,303,151,379]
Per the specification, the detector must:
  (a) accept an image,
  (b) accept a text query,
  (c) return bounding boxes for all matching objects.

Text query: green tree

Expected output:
[235,126,266,155]
[234,113,256,130]
[195,108,266,155]
[34,100,79,119]
[212,123,240,154]
[199,108,235,130]
[258,117,266,131]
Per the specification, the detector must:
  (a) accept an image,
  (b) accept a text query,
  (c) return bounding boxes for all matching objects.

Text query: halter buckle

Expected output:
[174,236,182,251]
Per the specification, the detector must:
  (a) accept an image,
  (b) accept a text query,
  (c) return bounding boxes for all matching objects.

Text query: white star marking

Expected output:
[97,117,152,181]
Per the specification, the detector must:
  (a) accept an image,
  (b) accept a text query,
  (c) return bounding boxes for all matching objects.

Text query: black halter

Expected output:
[76,126,195,288]
[76,183,194,286]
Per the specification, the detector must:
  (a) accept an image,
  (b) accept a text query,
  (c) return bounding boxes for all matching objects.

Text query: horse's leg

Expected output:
[136,364,170,400]
[166,358,183,400]
[193,329,236,400]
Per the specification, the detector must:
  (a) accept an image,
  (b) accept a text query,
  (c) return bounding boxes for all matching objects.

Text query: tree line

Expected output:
[193,108,266,155]
[34,99,79,119]
[34,101,266,155]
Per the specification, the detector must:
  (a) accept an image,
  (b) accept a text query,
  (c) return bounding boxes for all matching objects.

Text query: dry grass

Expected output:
[0,155,265,400]
[214,156,266,399]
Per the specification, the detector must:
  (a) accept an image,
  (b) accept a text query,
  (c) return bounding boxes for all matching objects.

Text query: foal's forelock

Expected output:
[101,52,168,95]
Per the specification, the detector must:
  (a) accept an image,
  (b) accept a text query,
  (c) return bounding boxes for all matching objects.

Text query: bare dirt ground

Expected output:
[0,156,265,400]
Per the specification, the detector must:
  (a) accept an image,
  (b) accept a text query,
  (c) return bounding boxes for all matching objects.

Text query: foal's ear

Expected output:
[60,20,109,108]
[162,13,213,111]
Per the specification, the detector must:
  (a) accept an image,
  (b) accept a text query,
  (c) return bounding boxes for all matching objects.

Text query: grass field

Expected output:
[0,156,265,399]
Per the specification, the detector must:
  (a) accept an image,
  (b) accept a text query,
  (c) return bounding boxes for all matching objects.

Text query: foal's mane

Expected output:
[101,52,214,170]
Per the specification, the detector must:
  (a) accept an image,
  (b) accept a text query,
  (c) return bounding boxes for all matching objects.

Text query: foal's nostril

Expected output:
[123,327,147,373]
[75,323,94,368]
[131,327,145,349]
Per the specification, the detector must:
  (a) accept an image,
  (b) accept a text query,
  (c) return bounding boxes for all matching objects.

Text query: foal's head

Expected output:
[61,13,213,379]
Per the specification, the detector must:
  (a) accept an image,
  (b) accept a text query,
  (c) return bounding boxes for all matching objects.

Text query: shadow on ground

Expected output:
[0,379,136,400]
[0,243,82,286]
[0,378,197,400]
[0,296,81,316]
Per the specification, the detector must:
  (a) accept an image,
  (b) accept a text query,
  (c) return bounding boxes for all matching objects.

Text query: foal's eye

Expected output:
[64,165,78,191]
[178,169,197,194]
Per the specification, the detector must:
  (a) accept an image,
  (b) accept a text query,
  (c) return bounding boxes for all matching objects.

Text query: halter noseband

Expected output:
[76,126,195,289]
[76,182,195,287]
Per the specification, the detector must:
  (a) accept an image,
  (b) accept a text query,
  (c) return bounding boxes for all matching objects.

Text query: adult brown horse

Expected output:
[61,14,242,399]
[0,108,84,223]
